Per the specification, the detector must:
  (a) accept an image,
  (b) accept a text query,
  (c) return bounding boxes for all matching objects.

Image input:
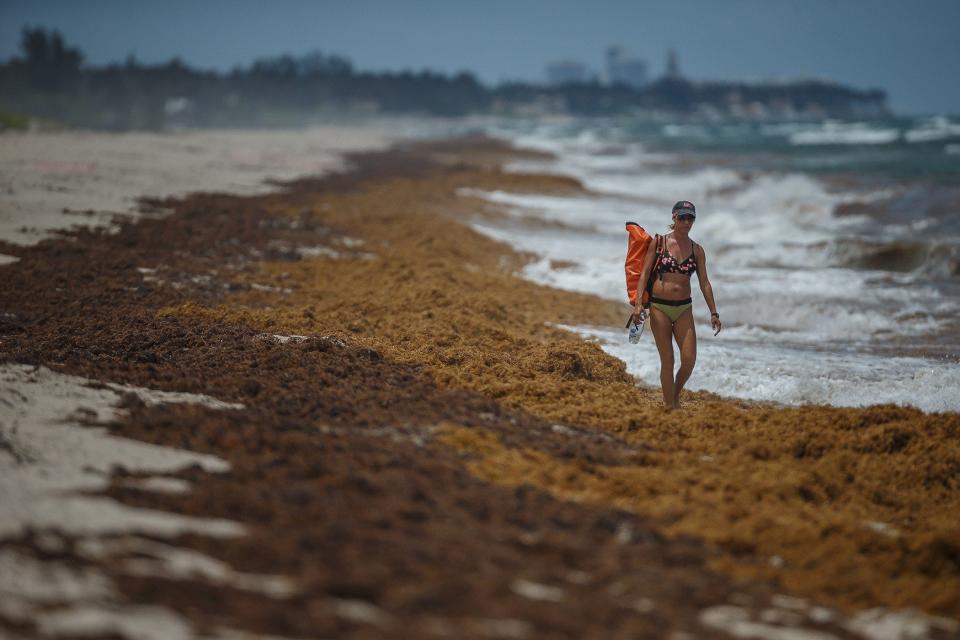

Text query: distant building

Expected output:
[545,60,590,85]
[665,48,682,79]
[605,46,648,88]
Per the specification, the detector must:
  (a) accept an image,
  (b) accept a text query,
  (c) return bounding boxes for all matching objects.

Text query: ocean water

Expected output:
[470,116,960,412]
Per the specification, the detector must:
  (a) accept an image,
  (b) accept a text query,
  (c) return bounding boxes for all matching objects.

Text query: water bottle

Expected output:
[628,308,646,344]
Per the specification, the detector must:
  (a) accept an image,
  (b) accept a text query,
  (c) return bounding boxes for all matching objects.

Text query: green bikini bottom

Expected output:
[650,297,693,323]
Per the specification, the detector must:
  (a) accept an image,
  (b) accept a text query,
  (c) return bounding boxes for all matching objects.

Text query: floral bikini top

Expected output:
[654,235,698,277]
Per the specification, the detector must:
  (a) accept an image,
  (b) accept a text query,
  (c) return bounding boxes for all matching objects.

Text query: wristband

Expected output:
[711,312,720,318]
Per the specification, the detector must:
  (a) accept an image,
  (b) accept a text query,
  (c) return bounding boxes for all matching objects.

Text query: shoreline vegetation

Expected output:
[0,28,888,132]
[1,134,958,636]
[0,109,30,131]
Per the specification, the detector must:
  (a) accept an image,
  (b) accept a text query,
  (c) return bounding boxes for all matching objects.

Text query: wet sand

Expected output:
[1,135,958,638]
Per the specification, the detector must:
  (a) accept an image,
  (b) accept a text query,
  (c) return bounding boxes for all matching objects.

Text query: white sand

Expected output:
[0,364,242,539]
[700,601,960,640]
[0,364,265,637]
[78,537,296,598]
[0,125,395,256]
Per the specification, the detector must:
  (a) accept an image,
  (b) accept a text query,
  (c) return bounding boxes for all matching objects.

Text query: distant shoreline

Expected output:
[1,28,889,132]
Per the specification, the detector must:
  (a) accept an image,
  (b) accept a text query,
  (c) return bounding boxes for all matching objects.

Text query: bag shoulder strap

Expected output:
[653,234,665,281]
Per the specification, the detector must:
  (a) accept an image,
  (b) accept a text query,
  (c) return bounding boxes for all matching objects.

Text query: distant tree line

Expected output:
[0,27,888,131]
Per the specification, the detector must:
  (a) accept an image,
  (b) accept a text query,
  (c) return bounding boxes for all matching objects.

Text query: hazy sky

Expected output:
[2,0,958,114]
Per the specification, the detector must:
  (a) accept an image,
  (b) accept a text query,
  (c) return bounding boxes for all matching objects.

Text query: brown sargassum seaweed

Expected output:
[1,136,958,635]
[166,139,960,617]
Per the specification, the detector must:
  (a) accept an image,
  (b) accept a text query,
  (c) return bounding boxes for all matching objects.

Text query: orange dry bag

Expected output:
[625,222,654,307]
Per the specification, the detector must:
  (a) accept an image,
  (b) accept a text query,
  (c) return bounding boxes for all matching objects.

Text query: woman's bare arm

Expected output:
[695,243,722,335]
[633,236,659,321]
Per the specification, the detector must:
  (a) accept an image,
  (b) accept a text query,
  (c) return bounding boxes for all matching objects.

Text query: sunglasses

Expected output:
[675,213,696,221]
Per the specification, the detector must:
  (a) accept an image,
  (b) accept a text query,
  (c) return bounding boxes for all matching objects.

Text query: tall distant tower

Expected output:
[666,48,681,79]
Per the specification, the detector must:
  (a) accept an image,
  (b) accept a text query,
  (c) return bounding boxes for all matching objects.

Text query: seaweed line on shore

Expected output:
[1,135,958,638]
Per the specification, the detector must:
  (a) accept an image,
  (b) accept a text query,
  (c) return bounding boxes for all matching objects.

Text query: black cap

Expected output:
[672,200,696,215]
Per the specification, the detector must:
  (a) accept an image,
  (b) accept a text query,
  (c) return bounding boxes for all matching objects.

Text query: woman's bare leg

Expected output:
[649,307,676,410]
[671,309,697,409]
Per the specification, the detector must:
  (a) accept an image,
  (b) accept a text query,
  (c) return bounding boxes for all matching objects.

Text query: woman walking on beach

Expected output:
[635,201,721,410]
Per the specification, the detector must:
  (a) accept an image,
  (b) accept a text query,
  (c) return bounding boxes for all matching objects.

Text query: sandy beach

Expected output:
[1,130,959,639]
[0,125,395,255]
